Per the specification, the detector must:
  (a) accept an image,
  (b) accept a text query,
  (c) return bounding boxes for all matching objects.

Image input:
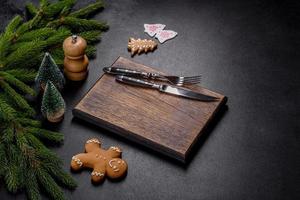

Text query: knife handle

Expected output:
[116,75,160,89]
[103,67,150,77]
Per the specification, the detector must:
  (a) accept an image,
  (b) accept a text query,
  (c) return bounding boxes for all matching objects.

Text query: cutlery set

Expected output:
[103,66,218,101]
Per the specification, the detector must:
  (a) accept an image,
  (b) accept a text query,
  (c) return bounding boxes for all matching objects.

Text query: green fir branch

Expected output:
[3,144,23,193]
[86,45,97,58]
[0,95,17,121]
[4,40,46,69]
[48,17,108,32]
[1,125,15,143]
[4,69,37,82]
[44,28,71,47]
[39,0,50,8]
[49,47,64,59]
[53,57,64,67]
[26,127,64,144]
[16,20,33,35]
[25,169,41,200]
[0,32,14,64]
[49,168,77,189]
[0,144,6,176]
[26,3,38,18]
[17,28,56,42]
[37,168,65,200]
[17,118,41,128]
[43,0,75,18]
[5,15,23,34]
[69,1,104,18]
[0,72,35,96]
[80,30,102,44]
[0,80,35,116]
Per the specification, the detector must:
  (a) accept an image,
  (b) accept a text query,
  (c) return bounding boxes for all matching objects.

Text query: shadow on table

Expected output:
[71,104,228,169]
[184,104,228,166]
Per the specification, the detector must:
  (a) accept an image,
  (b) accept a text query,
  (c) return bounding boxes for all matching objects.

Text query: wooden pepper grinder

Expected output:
[63,35,89,81]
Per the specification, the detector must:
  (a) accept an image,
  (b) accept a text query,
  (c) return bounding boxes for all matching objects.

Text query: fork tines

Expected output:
[176,75,201,86]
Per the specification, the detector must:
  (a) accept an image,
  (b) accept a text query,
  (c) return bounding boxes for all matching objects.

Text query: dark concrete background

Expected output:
[0,0,299,199]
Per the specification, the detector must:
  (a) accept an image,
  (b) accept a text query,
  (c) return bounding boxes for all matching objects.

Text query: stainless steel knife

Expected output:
[115,75,219,102]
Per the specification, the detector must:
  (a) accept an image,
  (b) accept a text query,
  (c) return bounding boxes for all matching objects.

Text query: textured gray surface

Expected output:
[0,0,299,199]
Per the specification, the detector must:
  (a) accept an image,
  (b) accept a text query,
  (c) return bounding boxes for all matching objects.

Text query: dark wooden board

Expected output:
[73,57,227,162]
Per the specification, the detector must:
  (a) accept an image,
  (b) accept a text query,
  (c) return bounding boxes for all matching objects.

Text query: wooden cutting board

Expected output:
[73,57,227,162]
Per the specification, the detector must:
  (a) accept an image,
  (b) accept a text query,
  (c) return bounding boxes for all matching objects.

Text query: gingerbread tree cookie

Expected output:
[71,138,128,183]
[128,37,157,56]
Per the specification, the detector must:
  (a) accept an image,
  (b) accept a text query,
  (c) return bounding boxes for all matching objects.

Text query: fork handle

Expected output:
[103,67,148,77]
[115,75,161,89]
[103,67,162,79]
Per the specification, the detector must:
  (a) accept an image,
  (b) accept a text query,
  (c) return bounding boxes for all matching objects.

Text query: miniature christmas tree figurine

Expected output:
[35,52,65,90]
[41,81,66,122]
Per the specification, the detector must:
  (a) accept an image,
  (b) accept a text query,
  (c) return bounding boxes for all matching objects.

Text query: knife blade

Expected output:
[115,75,218,102]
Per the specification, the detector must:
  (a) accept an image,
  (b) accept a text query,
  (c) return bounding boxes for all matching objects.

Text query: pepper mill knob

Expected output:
[63,35,89,81]
[72,35,77,43]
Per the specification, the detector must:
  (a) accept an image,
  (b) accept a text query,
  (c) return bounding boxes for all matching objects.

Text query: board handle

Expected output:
[115,75,160,89]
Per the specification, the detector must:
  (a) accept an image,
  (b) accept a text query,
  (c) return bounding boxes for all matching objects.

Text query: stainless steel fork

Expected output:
[103,67,201,86]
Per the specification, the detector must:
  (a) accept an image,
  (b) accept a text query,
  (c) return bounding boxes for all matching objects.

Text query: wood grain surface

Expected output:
[73,57,227,162]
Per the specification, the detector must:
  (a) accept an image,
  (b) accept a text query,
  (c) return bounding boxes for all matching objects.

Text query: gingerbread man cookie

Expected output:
[71,138,128,183]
